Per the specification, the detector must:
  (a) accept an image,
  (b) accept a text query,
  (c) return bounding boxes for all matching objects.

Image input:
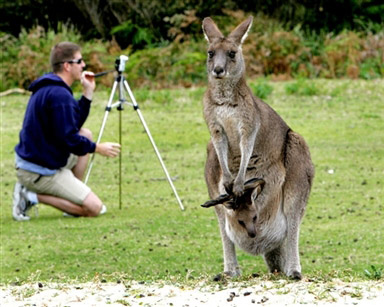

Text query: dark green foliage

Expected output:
[0,25,116,91]
[240,0,384,33]
[0,0,87,37]
[1,1,383,50]
[111,22,157,51]
[1,8,383,91]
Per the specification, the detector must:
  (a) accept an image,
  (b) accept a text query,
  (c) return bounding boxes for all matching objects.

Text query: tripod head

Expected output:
[115,55,129,74]
[92,55,129,78]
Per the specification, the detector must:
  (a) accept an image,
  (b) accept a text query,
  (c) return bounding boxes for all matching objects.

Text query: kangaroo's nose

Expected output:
[214,66,224,76]
[248,232,256,238]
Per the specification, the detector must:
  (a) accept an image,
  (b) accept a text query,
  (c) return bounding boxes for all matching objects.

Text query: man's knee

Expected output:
[79,128,93,141]
[82,192,103,217]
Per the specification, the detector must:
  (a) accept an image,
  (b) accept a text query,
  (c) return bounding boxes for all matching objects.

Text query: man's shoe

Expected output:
[12,182,32,221]
[99,204,107,215]
[22,186,38,216]
[63,212,80,218]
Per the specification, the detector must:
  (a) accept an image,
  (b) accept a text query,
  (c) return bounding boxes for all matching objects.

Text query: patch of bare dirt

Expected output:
[1,279,383,306]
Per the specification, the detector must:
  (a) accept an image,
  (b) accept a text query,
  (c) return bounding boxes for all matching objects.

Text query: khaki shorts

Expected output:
[16,154,91,205]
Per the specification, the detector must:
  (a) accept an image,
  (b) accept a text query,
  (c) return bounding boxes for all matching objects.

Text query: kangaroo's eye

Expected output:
[253,216,257,222]
[208,51,215,58]
[228,51,236,59]
[238,220,245,227]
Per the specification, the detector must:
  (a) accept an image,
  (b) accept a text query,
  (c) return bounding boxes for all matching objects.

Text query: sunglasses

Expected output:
[54,58,84,65]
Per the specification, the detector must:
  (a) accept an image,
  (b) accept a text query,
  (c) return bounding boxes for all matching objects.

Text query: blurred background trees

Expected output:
[1,0,383,90]
[2,0,383,47]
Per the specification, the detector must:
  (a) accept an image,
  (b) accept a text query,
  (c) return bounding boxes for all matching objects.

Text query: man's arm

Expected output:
[79,71,121,158]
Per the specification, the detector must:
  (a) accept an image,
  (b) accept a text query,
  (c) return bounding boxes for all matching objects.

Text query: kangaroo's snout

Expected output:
[245,221,257,238]
[213,66,225,78]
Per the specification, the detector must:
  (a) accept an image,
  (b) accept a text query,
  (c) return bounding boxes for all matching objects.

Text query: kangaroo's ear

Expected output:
[244,177,264,191]
[202,17,224,43]
[228,16,253,45]
[251,185,263,202]
[244,177,264,202]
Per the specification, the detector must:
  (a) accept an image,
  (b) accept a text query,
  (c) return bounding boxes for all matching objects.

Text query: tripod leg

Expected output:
[85,80,119,184]
[119,106,122,209]
[123,80,185,211]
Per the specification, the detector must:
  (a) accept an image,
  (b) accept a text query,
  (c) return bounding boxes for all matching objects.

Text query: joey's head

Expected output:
[202,16,253,81]
[227,200,259,238]
[224,178,263,238]
[201,178,264,238]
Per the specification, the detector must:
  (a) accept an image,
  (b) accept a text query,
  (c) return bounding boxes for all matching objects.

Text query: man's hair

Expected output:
[50,42,81,73]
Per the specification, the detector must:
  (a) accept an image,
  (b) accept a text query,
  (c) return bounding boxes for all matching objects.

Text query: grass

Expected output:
[1,79,383,286]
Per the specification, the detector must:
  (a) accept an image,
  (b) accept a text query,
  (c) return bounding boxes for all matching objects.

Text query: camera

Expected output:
[115,55,129,73]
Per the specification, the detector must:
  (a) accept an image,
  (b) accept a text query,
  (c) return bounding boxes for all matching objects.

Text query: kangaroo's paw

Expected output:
[232,178,245,197]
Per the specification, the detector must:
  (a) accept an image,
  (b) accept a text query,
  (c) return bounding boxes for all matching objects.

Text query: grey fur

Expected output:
[202,16,315,279]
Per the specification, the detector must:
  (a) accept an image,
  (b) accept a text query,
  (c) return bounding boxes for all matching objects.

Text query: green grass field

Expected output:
[1,79,383,285]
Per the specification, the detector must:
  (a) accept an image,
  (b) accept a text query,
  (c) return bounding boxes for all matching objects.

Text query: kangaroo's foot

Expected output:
[288,270,302,280]
[213,269,241,282]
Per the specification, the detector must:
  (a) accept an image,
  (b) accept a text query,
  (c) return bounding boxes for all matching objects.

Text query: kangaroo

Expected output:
[201,16,315,280]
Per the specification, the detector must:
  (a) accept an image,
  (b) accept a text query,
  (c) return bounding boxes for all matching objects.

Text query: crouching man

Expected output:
[13,42,120,221]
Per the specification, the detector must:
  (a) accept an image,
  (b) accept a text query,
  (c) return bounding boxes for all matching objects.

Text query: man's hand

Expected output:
[95,142,121,157]
[81,71,96,100]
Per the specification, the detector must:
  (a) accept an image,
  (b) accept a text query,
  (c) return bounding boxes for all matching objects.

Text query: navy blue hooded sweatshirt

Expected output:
[15,73,96,170]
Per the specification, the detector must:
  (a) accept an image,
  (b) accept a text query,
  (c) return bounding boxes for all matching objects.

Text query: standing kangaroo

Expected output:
[201,16,315,280]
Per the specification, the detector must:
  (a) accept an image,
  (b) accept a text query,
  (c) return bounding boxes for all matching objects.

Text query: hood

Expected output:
[28,73,72,94]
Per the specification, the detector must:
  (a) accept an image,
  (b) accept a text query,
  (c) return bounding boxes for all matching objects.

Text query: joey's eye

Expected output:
[253,216,257,222]
[228,51,236,59]
[208,51,215,58]
[238,220,245,227]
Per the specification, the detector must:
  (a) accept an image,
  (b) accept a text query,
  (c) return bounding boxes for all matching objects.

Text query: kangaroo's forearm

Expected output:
[211,135,231,178]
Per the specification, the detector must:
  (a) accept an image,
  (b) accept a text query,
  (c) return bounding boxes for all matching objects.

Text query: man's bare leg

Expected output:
[33,128,105,217]
[37,191,102,217]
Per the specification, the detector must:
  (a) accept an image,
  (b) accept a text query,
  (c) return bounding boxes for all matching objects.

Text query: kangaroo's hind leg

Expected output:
[214,205,241,277]
[263,247,283,274]
[280,131,315,280]
[280,211,304,280]
[205,141,241,277]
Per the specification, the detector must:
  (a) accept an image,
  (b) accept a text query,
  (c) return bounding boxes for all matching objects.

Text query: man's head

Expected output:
[50,42,86,85]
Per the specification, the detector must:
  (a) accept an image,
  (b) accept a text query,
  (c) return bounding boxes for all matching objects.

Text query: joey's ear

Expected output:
[202,17,224,43]
[244,177,264,191]
[228,16,253,45]
[244,177,264,202]
[251,185,263,202]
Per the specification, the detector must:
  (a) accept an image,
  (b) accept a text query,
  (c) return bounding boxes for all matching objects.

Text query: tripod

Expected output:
[85,55,184,211]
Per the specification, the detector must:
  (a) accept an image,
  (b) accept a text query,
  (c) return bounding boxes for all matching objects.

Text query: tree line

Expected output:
[1,0,383,49]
